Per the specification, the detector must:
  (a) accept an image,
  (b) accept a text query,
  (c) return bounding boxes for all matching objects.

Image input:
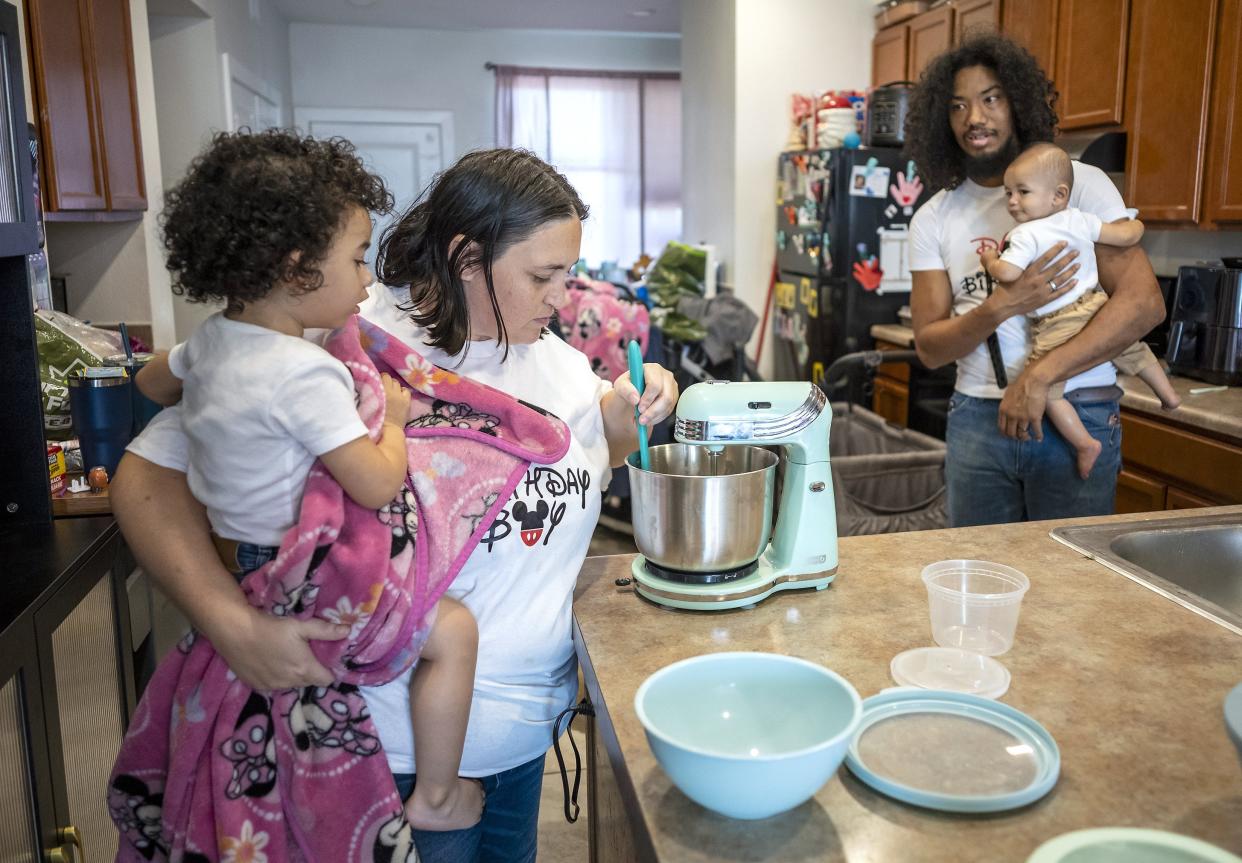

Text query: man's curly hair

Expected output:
[161,129,393,311]
[905,33,1059,191]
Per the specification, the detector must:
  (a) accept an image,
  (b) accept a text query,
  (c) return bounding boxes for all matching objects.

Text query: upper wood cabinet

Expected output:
[872,24,910,86]
[26,0,147,213]
[909,5,954,81]
[1204,0,1242,224]
[953,0,999,42]
[1002,0,1058,74]
[1123,0,1218,224]
[1055,0,1129,129]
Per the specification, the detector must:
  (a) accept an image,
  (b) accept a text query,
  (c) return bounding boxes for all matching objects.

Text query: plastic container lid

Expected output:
[890,646,1011,699]
[844,689,1059,813]
[1026,828,1242,863]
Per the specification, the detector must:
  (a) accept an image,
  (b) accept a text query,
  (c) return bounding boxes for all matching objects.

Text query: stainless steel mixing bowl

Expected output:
[628,444,778,573]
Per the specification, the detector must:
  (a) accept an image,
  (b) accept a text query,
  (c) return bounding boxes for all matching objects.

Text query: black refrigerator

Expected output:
[771,147,932,399]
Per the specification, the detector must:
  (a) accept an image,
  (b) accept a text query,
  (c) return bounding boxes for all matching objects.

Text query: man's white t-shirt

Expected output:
[909,161,1129,399]
[167,313,367,546]
[1000,207,1104,317]
[129,286,612,777]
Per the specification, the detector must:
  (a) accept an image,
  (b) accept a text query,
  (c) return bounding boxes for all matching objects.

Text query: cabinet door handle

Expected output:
[43,845,72,863]
[45,825,84,863]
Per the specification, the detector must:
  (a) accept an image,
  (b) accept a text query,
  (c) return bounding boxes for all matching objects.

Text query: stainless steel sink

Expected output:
[1051,512,1242,635]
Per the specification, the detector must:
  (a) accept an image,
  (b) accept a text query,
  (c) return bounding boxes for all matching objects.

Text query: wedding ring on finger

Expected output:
[1047,279,1058,292]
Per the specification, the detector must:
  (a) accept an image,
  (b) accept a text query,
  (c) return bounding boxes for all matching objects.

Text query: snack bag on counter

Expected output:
[34,309,124,440]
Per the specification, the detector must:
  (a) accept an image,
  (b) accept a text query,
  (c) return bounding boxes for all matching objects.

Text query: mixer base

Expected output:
[641,558,759,585]
[632,555,837,611]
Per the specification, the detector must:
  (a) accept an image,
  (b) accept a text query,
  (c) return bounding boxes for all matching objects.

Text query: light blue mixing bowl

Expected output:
[634,652,863,820]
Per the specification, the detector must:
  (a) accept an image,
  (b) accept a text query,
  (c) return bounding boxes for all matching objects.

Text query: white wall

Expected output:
[681,0,876,377]
[289,23,680,158]
[1142,229,1242,275]
[149,0,293,339]
[680,0,736,281]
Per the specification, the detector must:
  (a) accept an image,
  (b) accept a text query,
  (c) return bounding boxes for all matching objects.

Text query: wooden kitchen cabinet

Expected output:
[953,0,999,42]
[1054,0,1129,129]
[1001,0,1057,75]
[909,5,954,81]
[1114,409,1242,513]
[26,0,147,214]
[871,375,910,426]
[1203,0,1242,224]
[1122,0,1219,224]
[872,23,910,86]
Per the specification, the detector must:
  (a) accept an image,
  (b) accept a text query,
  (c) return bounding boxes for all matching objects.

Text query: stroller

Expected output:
[819,351,948,536]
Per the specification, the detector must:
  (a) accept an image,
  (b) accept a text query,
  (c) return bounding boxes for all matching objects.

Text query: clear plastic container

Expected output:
[922,560,1029,656]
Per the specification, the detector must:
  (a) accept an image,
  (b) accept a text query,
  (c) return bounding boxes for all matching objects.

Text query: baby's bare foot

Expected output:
[1161,394,1182,411]
[1076,438,1103,480]
[404,778,484,831]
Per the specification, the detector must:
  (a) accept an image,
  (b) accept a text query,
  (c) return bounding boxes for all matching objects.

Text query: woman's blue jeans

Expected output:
[945,392,1122,527]
[393,754,545,863]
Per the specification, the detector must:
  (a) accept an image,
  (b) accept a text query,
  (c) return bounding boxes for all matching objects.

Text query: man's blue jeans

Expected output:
[945,392,1122,527]
[393,754,545,863]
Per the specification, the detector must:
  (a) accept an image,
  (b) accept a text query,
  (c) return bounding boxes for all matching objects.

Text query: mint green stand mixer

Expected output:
[626,380,838,611]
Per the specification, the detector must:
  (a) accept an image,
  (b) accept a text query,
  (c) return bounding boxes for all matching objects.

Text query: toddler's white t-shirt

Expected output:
[168,313,368,546]
[1000,207,1104,317]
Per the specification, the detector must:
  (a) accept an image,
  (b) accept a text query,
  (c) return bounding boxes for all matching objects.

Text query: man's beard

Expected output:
[961,135,1021,183]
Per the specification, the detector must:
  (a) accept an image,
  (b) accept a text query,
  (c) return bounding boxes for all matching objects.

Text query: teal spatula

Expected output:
[627,340,651,470]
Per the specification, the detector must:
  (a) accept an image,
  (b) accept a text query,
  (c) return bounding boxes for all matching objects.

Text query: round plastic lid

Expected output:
[890,646,1011,699]
[1026,828,1242,863]
[845,689,1059,813]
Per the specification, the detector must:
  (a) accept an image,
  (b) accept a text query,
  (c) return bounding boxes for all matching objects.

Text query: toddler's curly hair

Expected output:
[161,129,393,312]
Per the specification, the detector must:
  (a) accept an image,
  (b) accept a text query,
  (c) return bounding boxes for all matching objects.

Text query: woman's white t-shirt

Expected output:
[908,161,1130,399]
[128,285,612,777]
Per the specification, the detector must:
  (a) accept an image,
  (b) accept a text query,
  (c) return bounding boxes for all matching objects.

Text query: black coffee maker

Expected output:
[1166,264,1242,386]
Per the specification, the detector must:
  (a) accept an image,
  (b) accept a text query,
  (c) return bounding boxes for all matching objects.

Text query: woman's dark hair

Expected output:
[904,33,1059,191]
[161,129,393,312]
[376,148,588,356]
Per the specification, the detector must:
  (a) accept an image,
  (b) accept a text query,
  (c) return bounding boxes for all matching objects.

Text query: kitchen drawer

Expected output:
[875,340,912,382]
[1115,468,1166,514]
[1120,411,1242,503]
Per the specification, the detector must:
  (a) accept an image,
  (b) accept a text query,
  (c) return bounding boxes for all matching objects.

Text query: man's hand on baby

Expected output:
[991,241,1081,318]
[381,373,412,428]
[613,363,679,428]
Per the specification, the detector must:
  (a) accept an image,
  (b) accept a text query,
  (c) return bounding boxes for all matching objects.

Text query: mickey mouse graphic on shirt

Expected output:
[479,465,593,553]
[512,499,550,546]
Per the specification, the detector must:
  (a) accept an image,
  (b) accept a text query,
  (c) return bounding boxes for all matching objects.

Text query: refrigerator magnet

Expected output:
[850,164,890,198]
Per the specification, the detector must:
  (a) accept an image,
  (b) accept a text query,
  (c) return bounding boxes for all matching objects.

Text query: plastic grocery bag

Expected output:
[34,310,123,440]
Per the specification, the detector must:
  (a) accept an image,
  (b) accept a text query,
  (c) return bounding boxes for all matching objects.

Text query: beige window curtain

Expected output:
[491,64,682,269]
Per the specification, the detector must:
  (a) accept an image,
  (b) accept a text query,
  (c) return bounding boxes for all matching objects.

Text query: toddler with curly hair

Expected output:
[137,129,485,832]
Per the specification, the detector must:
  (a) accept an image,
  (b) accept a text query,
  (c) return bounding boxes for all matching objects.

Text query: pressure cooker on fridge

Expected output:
[867,82,914,148]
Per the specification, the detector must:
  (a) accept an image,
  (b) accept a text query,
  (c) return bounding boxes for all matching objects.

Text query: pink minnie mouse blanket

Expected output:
[108,316,569,862]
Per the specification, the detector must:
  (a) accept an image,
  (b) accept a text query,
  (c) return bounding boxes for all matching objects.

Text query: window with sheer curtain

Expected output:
[492,65,681,269]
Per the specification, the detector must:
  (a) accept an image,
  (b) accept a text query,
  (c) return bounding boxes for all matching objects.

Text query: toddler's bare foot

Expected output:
[1076,438,1103,480]
[1160,393,1182,411]
[404,777,484,831]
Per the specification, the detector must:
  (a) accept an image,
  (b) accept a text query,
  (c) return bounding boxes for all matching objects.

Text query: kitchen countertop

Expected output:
[867,323,1241,443]
[572,506,1242,862]
[1118,374,1242,442]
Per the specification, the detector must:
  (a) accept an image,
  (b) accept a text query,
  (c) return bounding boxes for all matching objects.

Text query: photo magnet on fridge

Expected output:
[849,165,890,198]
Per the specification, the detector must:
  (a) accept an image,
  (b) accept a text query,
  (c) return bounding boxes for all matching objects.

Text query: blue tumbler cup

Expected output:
[105,352,162,436]
[68,369,134,478]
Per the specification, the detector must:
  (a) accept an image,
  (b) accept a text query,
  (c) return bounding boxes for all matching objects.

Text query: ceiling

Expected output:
[268,0,681,34]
